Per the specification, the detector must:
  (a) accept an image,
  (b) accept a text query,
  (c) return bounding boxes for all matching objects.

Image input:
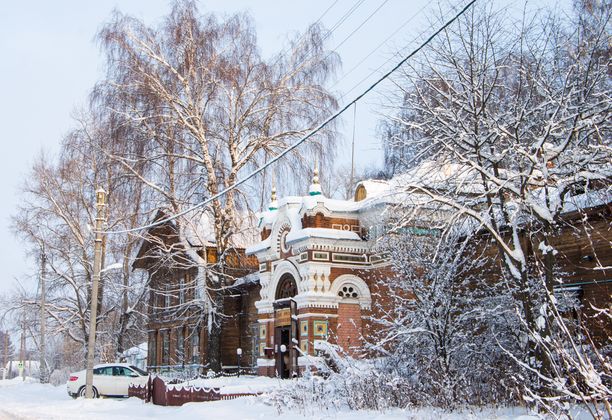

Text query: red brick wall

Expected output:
[337,303,362,355]
[301,213,364,237]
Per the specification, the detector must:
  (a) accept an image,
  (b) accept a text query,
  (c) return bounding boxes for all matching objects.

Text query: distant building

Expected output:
[120,343,148,371]
[3,360,40,379]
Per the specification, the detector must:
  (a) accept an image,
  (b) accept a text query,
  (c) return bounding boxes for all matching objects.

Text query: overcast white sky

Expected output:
[1,0,564,295]
[0,0,448,294]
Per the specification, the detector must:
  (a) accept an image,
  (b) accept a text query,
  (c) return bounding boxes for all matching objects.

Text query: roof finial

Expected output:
[309,158,322,196]
[268,173,278,211]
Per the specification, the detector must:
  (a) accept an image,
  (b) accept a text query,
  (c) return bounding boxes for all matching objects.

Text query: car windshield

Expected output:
[129,365,147,376]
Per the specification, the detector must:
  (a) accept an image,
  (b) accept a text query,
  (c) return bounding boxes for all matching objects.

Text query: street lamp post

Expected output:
[236,348,242,377]
[85,187,106,398]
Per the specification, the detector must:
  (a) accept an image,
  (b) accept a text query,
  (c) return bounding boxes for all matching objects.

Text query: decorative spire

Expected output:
[309,159,322,196]
[268,175,278,210]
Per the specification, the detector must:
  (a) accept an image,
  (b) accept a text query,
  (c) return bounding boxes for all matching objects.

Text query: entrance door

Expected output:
[275,326,291,378]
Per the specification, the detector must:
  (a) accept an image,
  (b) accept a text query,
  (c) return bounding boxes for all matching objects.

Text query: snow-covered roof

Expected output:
[395,161,487,195]
[246,238,272,255]
[255,195,370,232]
[246,159,611,256]
[355,179,392,199]
[232,272,260,287]
[248,191,373,254]
[121,342,148,359]
[560,189,610,215]
[182,210,258,249]
[286,227,361,244]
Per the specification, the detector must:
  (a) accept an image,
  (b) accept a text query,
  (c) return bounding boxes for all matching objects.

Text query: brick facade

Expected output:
[337,302,363,355]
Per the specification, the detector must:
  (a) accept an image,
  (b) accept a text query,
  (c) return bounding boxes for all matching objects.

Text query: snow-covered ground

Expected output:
[0,377,583,420]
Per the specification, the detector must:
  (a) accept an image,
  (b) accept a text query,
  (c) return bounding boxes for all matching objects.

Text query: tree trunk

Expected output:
[206,290,224,372]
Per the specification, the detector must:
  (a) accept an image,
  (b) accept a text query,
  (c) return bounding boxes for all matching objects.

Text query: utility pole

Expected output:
[3,332,8,379]
[349,103,357,199]
[85,187,106,398]
[20,318,25,381]
[3,333,7,365]
[39,251,48,384]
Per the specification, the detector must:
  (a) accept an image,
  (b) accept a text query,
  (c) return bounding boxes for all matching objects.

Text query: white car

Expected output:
[67,363,148,398]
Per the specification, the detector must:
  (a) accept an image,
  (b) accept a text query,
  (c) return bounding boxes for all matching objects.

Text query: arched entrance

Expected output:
[273,274,298,378]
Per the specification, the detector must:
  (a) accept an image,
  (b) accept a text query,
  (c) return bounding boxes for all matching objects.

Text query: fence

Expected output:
[129,376,260,406]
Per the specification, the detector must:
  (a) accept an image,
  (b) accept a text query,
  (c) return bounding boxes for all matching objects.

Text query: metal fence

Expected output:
[129,376,260,406]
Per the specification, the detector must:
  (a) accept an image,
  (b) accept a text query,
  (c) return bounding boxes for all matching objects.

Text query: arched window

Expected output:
[276,274,298,299]
[337,284,359,299]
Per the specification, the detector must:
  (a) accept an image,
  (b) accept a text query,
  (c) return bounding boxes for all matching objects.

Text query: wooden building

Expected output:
[133,211,260,374]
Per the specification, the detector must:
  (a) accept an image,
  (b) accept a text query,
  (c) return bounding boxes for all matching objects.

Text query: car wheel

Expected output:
[78,385,99,398]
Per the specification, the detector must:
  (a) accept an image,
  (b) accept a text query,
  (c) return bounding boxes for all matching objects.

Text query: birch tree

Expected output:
[11,110,149,364]
[95,0,339,371]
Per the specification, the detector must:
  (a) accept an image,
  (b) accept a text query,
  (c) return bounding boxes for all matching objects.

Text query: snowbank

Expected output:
[0,378,596,419]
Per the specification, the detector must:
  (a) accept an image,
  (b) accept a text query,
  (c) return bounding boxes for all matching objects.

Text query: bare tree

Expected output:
[94,0,340,371]
[372,226,520,407]
[382,1,610,414]
[11,109,149,366]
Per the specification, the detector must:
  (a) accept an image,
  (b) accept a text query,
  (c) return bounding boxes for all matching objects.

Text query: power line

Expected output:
[339,0,469,102]
[105,0,478,236]
[271,0,340,65]
[277,0,367,81]
[330,1,432,91]
[330,0,390,53]
[326,0,367,36]
[285,0,390,94]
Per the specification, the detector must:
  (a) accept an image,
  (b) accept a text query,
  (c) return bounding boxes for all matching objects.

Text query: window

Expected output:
[164,286,171,309]
[355,185,367,201]
[176,328,184,364]
[191,328,200,364]
[179,276,185,306]
[332,253,367,263]
[338,284,359,299]
[276,275,298,299]
[280,230,290,253]
[130,365,147,376]
[93,367,113,375]
[369,254,388,264]
[162,331,170,366]
[313,252,329,261]
[149,331,157,367]
[113,366,135,377]
[252,324,260,366]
